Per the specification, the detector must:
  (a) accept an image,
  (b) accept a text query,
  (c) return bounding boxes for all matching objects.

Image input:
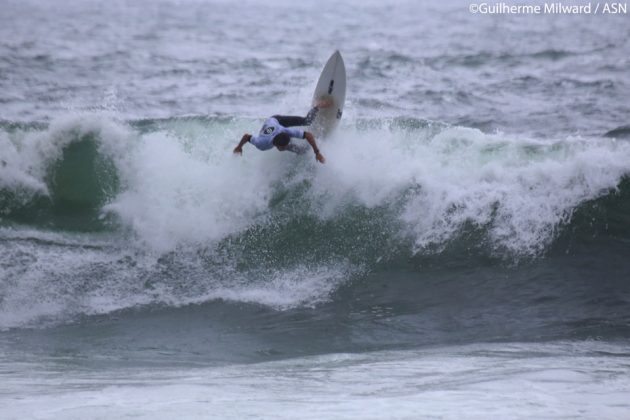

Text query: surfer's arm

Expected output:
[303,131,325,164]
[233,134,252,155]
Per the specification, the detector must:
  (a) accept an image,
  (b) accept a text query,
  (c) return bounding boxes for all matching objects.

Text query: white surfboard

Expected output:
[311,50,346,138]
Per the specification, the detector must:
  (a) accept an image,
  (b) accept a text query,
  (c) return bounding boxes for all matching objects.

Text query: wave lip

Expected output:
[1,114,131,229]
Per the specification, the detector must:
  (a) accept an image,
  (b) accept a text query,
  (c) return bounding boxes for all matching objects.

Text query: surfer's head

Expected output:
[272,133,291,149]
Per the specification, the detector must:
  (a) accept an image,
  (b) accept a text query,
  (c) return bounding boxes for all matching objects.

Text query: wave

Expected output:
[2,113,630,328]
[2,113,630,252]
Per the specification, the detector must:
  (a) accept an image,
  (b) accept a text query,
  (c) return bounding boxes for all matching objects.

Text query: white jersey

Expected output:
[249,118,305,151]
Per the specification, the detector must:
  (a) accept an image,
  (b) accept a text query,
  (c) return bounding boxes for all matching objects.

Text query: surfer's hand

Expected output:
[315,152,326,164]
[234,134,251,156]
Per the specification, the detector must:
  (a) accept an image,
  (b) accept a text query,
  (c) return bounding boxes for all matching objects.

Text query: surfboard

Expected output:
[311,50,346,138]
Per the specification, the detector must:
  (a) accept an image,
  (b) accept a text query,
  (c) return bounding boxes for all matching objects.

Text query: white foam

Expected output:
[103,127,281,252]
[0,226,352,328]
[0,131,48,198]
[311,124,630,255]
[206,264,354,310]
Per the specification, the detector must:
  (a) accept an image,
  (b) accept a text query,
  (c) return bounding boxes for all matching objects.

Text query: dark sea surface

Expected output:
[1,0,630,418]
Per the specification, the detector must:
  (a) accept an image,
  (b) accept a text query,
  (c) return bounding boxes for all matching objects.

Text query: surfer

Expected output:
[233,100,331,164]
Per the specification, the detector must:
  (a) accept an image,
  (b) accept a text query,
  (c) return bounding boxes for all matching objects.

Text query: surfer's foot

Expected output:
[316,98,333,108]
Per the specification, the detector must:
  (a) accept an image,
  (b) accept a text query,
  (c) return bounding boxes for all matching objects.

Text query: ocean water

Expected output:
[1,0,630,418]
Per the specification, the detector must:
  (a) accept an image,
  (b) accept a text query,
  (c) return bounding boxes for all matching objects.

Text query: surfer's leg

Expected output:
[304,99,333,124]
[304,107,319,126]
[273,106,321,127]
[272,115,307,127]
